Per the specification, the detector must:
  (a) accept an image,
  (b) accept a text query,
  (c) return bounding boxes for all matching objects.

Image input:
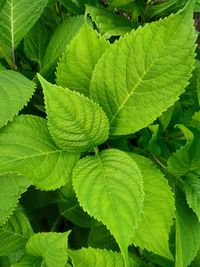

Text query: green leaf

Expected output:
[0,0,6,10]
[168,128,200,177]
[73,149,144,266]
[90,6,196,135]
[68,247,126,267]
[185,176,200,221]
[0,0,48,55]
[109,0,136,6]
[0,172,30,226]
[26,231,70,267]
[88,225,119,251]
[86,5,132,38]
[11,254,42,267]
[0,70,35,129]
[38,75,109,153]
[56,23,109,96]
[0,207,33,256]
[24,19,50,67]
[41,16,84,77]
[130,154,175,260]
[0,115,79,190]
[175,188,200,267]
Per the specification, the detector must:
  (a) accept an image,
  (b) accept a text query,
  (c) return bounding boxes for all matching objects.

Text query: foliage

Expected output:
[0,0,200,266]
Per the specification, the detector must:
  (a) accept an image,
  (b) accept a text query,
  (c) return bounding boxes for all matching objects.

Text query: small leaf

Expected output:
[0,0,48,55]
[86,5,132,38]
[56,23,109,96]
[38,75,109,152]
[130,154,175,260]
[41,16,84,77]
[0,172,30,226]
[91,6,196,135]
[168,128,200,177]
[175,188,200,267]
[0,115,79,190]
[185,176,200,221]
[26,231,70,267]
[73,149,144,265]
[0,70,35,129]
[0,207,33,256]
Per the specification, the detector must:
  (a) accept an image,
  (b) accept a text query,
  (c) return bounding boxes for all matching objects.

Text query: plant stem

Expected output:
[0,45,17,70]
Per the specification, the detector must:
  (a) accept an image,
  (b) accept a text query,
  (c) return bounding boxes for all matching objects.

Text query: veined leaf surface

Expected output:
[0,115,79,190]
[56,23,109,96]
[26,231,70,267]
[0,0,48,55]
[0,70,35,129]
[130,154,175,260]
[91,6,196,135]
[0,172,30,226]
[39,75,109,152]
[73,149,144,266]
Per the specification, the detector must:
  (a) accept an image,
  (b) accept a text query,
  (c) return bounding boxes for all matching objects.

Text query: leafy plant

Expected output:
[0,0,200,266]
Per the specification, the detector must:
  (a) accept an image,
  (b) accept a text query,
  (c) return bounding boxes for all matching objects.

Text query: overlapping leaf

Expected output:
[91,5,196,135]
[41,16,84,76]
[0,172,30,226]
[0,70,35,129]
[68,247,128,267]
[26,231,70,267]
[39,75,109,152]
[0,0,48,55]
[73,149,144,266]
[0,115,79,190]
[0,207,33,256]
[56,23,109,96]
[130,154,174,260]
[175,188,200,267]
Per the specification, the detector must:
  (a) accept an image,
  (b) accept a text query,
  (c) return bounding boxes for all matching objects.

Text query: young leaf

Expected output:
[38,75,109,152]
[0,70,35,129]
[0,172,30,226]
[130,154,175,260]
[0,0,48,55]
[86,5,132,38]
[0,207,33,256]
[68,247,132,267]
[168,128,200,177]
[24,19,50,67]
[175,188,200,267]
[90,5,196,135]
[0,115,79,190]
[73,149,144,266]
[26,231,70,267]
[41,16,84,77]
[185,176,200,222]
[56,23,109,96]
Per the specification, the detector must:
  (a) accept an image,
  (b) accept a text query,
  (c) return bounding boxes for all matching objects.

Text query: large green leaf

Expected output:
[56,23,109,96]
[185,176,200,221]
[11,254,42,267]
[0,172,30,226]
[26,231,70,267]
[24,19,50,67]
[130,154,174,260]
[175,188,200,267]
[0,70,35,129]
[86,5,132,38]
[0,0,48,55]
[0,207,33,256]
[41,16,84,77]
[73,149,144,266]
[90,6,196,135]
[39,75,109,152]
[0,115,79,190]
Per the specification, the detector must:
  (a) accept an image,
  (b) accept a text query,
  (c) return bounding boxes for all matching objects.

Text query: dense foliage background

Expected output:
[1,0,200,266]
